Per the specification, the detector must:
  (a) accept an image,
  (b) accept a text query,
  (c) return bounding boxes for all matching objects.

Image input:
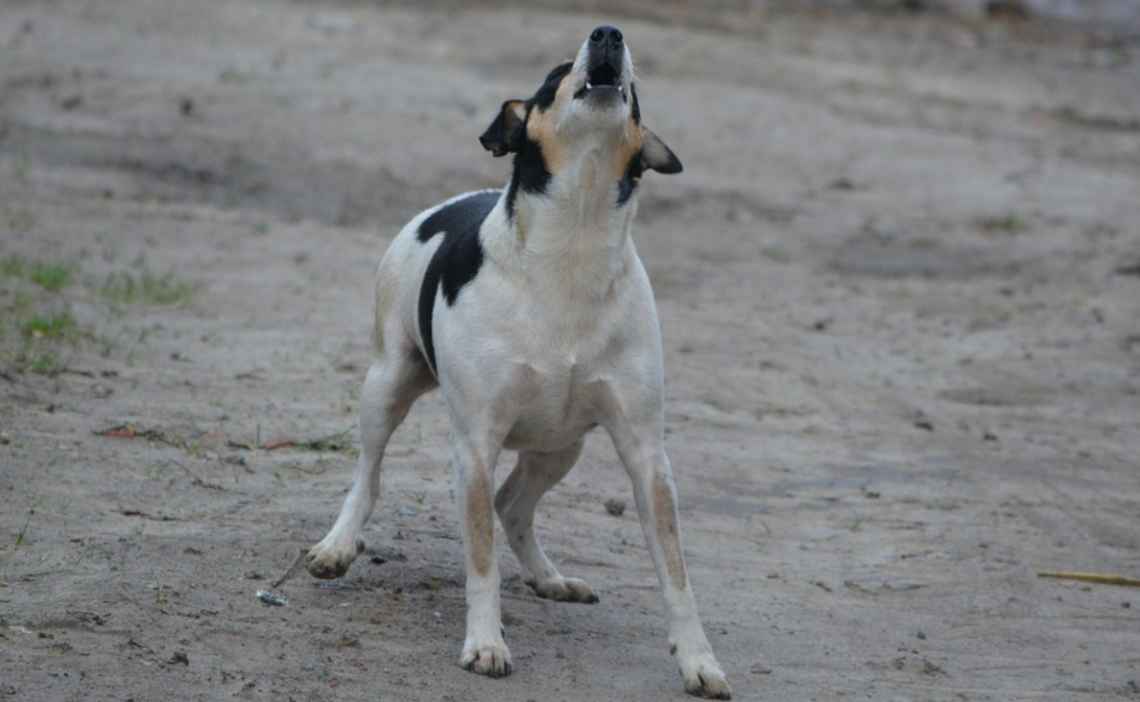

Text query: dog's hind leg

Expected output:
[494,440,598,604]
[305,353,433,579]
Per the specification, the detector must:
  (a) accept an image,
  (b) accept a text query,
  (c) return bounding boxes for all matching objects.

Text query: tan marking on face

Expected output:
[610,121,644,183]
[467,469,493,576]
[525,91,569,175]
[525,70,643,191]
[653,472,688,591]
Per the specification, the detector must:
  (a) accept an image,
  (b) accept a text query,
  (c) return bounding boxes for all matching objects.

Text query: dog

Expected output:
[304,25,731,699]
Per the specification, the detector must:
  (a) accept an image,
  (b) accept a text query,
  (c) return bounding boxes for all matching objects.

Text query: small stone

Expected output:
[255,590,287,606]
[916,630,927,640]
[603,498,626,517]
[168,651,189,666]
[91,385,114,399]
[750,661,772,674]
[921,658,946,676]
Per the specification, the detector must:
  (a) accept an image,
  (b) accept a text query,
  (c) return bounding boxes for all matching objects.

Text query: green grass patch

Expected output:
[0,255,26,279]
[10,291,35,313]
[0,256,74,291]
[100,270,195,306]
[21,311,78,341]
[25,350,62,375]
[28,262,74,292]
[976,213,1028,235]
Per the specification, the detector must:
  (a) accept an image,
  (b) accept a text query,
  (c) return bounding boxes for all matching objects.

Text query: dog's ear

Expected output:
[641,128,683,175]
[479,100,527,157]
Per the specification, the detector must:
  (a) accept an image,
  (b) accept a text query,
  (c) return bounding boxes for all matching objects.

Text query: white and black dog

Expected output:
[304,25,731,699]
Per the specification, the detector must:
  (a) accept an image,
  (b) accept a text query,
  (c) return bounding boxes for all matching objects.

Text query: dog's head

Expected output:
[479,26,681,216]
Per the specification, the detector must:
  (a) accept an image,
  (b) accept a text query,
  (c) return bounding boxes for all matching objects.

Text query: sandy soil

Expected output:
[2,2,1139,700]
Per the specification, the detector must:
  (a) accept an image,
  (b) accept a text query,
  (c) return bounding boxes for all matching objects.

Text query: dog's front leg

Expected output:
[451,433,511,677]
[611,430,732,700]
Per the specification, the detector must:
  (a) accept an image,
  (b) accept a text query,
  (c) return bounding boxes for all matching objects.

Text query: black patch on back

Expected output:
[504,62,572,220]
[416,191,499,372]
[630,82,641,125]
[617,150,644,206]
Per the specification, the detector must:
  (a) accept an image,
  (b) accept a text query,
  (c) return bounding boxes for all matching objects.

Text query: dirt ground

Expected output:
[2,1,1139,700]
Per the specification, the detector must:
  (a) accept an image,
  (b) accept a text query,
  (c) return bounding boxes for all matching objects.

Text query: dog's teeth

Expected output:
[586,81,593,90]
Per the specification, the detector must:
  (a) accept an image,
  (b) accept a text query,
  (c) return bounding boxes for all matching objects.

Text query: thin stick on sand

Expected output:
[271,548,308,589]
[1037,571,1140,587]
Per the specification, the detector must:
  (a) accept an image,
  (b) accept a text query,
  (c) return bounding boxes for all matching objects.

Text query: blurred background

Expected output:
[2,2,1138,701]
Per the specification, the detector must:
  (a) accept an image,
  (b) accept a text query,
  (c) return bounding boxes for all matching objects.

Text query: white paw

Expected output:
[460,636,513,678]
[674,644,732,699]
[526,576,599,604]
[304,537,364,579]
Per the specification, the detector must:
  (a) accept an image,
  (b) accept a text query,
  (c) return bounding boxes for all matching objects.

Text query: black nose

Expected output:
[589,25,622,47]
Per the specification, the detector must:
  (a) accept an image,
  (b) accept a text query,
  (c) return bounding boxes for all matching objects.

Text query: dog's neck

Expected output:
[485,133,640,295]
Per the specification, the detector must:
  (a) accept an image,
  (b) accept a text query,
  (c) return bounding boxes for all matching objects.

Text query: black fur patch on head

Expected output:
[617,150,644,206]
[416,190,499,372]
[479,101,526,157]
[630,82,640,124]
[505,134,551,220]
[533,62,573,111]
[503,62,573,219]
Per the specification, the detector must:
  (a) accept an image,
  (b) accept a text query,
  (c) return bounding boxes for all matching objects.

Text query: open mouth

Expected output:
[574,62,626,101]
[588,62,618,88]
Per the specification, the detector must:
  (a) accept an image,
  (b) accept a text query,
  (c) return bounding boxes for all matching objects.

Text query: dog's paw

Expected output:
[304,538,364,580]
[526,576,599,604]
[676,648,732,700]
[460,637,513,678]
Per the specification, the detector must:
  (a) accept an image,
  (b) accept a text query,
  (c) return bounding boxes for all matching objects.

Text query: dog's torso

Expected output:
[376,186,664,453]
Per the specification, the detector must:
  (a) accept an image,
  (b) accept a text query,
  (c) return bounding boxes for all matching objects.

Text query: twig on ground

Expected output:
[94,423,186,449]
[226,429,353,453]
[271,548,308,589]
[1038,571,1140,587]
[166,459,225,491]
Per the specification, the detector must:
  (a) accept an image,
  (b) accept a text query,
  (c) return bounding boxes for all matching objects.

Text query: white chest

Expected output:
[500,356,606,452]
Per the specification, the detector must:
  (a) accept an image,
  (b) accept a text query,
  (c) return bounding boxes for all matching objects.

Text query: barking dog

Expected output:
[304,25,731,699]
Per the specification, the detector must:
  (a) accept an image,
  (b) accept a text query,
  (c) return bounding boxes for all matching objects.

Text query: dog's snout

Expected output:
[578,25,627,98]
[589,25,622,48]
[586,25,625,85]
